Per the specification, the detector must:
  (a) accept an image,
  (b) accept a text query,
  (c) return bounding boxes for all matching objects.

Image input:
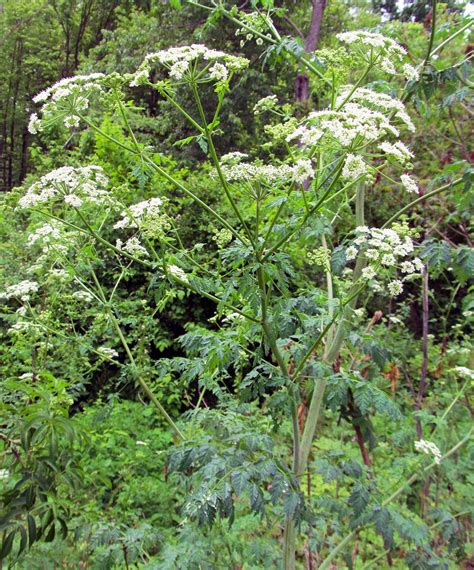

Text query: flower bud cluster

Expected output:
[235,11,272,47]
[307,247,330,269]
[114,197,170,239]
[212,228,233,248]
[253,95,279,115]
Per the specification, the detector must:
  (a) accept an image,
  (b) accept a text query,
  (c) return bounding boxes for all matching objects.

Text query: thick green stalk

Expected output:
[298,183,365,477]
[256,264,299,570]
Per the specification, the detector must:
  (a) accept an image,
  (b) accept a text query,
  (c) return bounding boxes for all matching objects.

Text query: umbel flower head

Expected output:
[130,44,249,86]
[28,73,106,134]
[218,157,314,186]
[336,30,416,78]
[346,224,424,297]
[18,166,109,209]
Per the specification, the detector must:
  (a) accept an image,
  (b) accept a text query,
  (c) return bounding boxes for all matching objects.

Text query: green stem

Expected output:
[33,210,259,324]
[77,113,246,244]
[298,182,365,477]
[422,0,437,69]
[381,178,463,228]
[263,160,345,261]
[190,82,256,248]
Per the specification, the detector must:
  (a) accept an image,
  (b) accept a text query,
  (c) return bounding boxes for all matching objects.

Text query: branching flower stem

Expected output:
[76,113,246,245]
[89,268,185,439]
[32,209,260,323]
[190,81,256,249]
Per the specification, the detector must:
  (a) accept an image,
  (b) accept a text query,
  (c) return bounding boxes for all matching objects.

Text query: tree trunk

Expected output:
[294,0,327,108]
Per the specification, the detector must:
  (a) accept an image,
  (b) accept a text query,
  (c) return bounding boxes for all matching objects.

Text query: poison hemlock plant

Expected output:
[1,6,472,569]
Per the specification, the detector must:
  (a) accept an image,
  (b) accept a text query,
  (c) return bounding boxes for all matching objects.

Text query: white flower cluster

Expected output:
[29,73,105,134]
[288,102,400,150]
[219,158,314,185]
[347,225,424,296]
[168,264,189,283]
[116,237,149,258]
[133,45,249,84]
[114,197,171,241]
[72,290,94,303]
[342,154,369,180]
[453,366,474,379]
[19,166,109,209]
[379,141,413,164]
[27,222,62,246]
[97,346,119,359]
[336,88,415,132]
[2,280,39,302]
[401,174,418,193]
[336,31,408,76]
[220,152,249,165]
[415,439,442,465]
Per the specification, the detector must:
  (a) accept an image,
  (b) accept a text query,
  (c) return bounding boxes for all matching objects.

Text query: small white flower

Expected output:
[403,63,419,81]
[170,60,190,79]
[130,68,150,87]
[19,372,34,379]
[401,261,415,274]
[362,266,376,279]
[453,366,474,380]
[388,280,403,296]
[381,254,396,266]
[168,264,189,283]
[96,346,119,359]
[72,290,94,303]
[28,113,43,135]
[342,154,368,180]
[209,62,228,82]
[415,439,442,464]
[64,115,80,129]
[401,174,418,193]
[0,469,9,481]
[379,141,413,163]
[64,194,83,207]
[292,159,314,184]
[116,237,149,258]
[346,245,358,261]
[413,257,425,272]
